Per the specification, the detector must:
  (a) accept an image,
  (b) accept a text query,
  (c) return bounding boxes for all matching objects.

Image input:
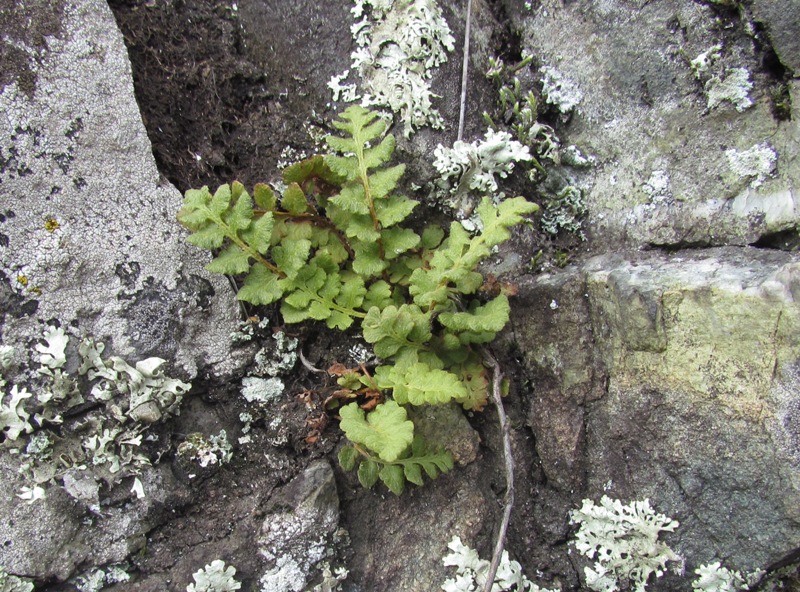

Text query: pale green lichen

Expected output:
[71,564,131,592]
[725,142,777,188]
[187,560,241,592]
[178,430,233,469]
[0,566,34,592]
[570,496,682,592]
[541,186,587,239]
[540,65,583,115]
[441,536,558,592]
[706,67,753,112]
[1,326,190,507]
[433,129,533,196]
[331,0,455,137]
[691,563,747,592]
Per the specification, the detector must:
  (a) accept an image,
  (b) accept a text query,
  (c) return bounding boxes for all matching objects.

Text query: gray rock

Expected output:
[0,0,241,582]
[514,0,800,249]
[514,247,800,583]
[750,0,800,74]
[258,460,343,592]
[0,0,241,377]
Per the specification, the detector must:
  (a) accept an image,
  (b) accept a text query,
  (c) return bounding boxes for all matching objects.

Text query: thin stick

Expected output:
[481,350,515,592]
[457,0,473,142]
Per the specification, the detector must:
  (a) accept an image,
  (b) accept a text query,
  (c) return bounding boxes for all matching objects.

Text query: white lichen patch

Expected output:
[540,65,583,114]
[0,566,34,592]
[187,560,241,592]
[692,562,747,592]
[241,376,285,405]
[332,0,455,137]
[570,496,682,592]
[441,536,558,592]
[725,143,777,188]
[2,326,190,507]
[690,45,722,79]
[643,170,672,203]
[433,129,532,195]
[177,430,233,469]
[706,67,753,112]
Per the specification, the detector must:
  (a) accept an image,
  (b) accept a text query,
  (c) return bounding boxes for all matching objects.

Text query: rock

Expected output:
[0,0,241,582]
[750,0,800,74]
[0,0,241,377]
[513,0,800,249]
[258,460,344,592]
[514,247,800,582]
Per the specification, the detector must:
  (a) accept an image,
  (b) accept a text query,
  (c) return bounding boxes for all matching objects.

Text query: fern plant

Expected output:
[178,105,538,494]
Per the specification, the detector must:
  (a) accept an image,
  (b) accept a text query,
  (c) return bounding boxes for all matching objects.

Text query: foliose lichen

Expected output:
[441,536,558,592]
[570,496,682,592]
[329,0,455,137]
[187,560,241,592]
[1,325,190,509]
[724,142,777,188]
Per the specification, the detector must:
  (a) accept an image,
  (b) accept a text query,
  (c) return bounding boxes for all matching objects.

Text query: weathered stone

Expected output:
[750,0,800,74]
[258,460,343,592]
[513,0,800,249]
[0,0,241,376]
[514,247,800,583]
[0,0,242,582]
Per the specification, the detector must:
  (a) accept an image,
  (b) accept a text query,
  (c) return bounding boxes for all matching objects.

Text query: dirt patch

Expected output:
[107,0,351,194]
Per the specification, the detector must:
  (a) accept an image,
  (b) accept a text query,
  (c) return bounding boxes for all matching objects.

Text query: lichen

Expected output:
[691,563,747,592]
[0,566,34,592]
[1,326,190,507]
[570,496,682,592]
[330,0,455,137]
[706,67,753,112]
[540,65,583,114]
[725,142,777,188]
[187,560,241,592]
[177,430,233,469]
[433,129,533,196]
[441,536,558,592]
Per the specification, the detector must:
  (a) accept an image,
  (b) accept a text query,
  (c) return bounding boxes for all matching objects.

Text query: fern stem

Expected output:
[457,0,473,142]
[481,349,515,592]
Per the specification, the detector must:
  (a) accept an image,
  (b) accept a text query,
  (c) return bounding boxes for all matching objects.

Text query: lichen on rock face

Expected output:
[330,0,455,137]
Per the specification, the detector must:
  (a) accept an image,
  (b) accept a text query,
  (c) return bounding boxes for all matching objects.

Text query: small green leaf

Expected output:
[224,191,253,232]
[391,362,468,406]
[439,294,511,334]
[381,227,420,260]
[210,184,232,216]
[344,215,381,242]
[421,225,445,249]
[403,461,424,486]
[338,446,359,472]
[185,224,227,250]
[362,134,395,169]
[241,212,274,254]
[237,266,283,305]
[376,194,418,228]
[330,183,370,215]
[352,242,387,277]
[206,245,251,275]
[282,182,309,215]
[254,183,277,210]
[358,459,380,489]
[368,164,405,199]
[379,464,406,495]
[272,238,312,278]
[339,401,414,463]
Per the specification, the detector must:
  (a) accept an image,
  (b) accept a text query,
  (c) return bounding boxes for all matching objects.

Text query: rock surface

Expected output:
[514,0,800,249]
[1,0,799,590]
